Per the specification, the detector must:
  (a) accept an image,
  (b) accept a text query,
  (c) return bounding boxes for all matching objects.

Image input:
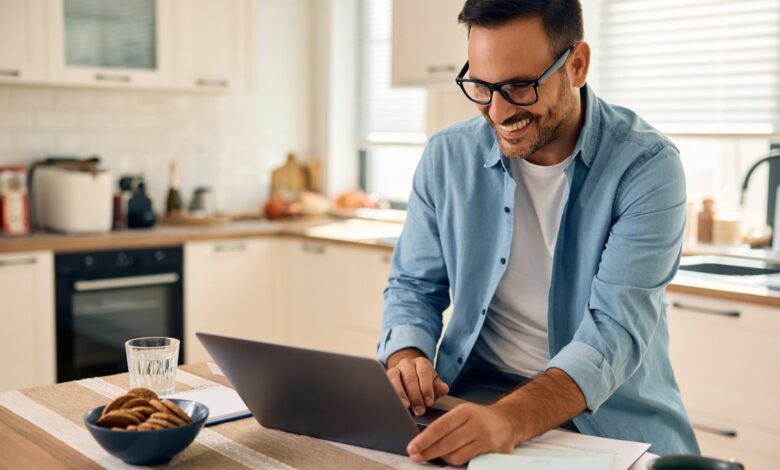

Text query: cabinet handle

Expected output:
[671,302,740,318]
[0,257,37,267]
[196,78,229,88]
[692,421,738,438]
[302,242,326,254]
[0,69,20,77]
[95,73,131,83]
[426,64,457,74]
[214,242,246,253]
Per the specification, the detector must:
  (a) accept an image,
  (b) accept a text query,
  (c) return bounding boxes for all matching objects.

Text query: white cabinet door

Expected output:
[666,290,780,467]
[47,0,175,88]
[0,0,46,83]
[175,0,248,92]
[184,239,280,364]
[0,252,55,391]
[392,0,467,87]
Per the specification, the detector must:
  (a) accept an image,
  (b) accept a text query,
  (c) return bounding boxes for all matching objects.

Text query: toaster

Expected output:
[32,163,113,233]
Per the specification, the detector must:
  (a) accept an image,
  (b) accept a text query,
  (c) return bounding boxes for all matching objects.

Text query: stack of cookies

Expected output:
[96,387,193,431]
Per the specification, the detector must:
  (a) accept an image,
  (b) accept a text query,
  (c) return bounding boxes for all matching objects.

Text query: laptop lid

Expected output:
[196,332,420,455]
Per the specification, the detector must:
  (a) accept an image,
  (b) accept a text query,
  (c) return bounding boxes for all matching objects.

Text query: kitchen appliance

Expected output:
[31,159,112,233]
[0,166,30,235]
[55,246,184,382]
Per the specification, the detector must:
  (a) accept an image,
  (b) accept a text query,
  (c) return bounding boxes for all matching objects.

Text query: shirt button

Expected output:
[481,309,486,315]
[500,257,506,264]
[457,357,463,364]
[504,207,510,213]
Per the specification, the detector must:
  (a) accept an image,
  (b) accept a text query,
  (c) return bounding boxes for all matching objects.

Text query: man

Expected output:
[378,0,699,465]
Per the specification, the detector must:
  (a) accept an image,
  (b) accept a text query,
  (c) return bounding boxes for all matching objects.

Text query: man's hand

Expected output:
[386,348,449,416]
[407,403,515,465]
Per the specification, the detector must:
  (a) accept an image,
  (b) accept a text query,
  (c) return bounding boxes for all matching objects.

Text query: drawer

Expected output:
[666,292,780,433]
[691,413,780,470]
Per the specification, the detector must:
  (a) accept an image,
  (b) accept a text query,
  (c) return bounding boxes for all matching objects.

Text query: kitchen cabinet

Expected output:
[0,251,55,391]
[666,290,780,469]
[0,0,47,83]
[47,0,176,88]
[392,0,467,87]
[184,238,281,363]
[175,0,249,92]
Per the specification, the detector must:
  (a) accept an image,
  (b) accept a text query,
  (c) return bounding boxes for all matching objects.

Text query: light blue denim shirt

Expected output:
[378,85,699,456]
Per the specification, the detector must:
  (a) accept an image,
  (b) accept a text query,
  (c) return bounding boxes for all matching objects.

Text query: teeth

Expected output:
[501,118,530,132]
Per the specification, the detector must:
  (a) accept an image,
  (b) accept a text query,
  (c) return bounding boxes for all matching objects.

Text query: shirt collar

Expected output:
[483,83,599,169]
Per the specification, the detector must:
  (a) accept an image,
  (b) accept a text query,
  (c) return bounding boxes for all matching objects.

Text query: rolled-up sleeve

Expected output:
[377,141,451,365]
[546,144,686,413]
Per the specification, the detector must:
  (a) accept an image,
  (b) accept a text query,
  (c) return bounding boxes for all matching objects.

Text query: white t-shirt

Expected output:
[473,153,573,377]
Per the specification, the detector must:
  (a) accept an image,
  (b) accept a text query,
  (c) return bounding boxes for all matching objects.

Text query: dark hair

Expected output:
[458,0,583,56]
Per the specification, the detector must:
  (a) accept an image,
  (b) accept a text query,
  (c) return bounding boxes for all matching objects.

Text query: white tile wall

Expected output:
[0,0,314,214]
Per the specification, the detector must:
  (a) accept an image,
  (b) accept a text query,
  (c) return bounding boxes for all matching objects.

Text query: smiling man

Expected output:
[378,0,699,465]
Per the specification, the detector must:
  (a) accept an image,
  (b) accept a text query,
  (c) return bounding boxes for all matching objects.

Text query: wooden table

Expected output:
[0,363,654,469]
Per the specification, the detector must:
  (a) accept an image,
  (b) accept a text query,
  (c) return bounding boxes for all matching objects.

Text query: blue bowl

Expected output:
[84,399,209,465]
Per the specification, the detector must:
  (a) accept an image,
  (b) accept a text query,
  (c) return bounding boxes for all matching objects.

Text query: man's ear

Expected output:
[568,41,591,88]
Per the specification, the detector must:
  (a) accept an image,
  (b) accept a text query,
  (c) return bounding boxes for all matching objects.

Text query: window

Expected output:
[358,0,427,207]
[591,0,780,135]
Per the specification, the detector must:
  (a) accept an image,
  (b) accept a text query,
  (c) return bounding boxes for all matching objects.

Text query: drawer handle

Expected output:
[0,257,37,267]
[95,73,131,83]
[302,243,326,254]
[692,422,738,438]
[214,242,246,253]
[196,78,229,88]
[0,69,20,77]
[672,302,740,318]
[426,64,457,74]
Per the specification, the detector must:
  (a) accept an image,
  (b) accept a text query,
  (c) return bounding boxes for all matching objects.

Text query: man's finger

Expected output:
[409,420,476,462]
[442,439,484,466]
[387,368,410,408]
[397,360,426,415]
[433,376,449,398]
[407,405,470,455]
[414,360,435,407]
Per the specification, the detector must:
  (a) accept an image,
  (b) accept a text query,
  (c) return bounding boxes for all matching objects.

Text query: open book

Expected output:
[166,384,251,426]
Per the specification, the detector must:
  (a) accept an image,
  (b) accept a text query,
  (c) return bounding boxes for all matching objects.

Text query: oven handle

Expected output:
[74,273,180,292]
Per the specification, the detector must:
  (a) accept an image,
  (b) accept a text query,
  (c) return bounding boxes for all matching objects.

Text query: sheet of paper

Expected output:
[166,383,250,425]
[522,429,650,470]
[469,447,613,470]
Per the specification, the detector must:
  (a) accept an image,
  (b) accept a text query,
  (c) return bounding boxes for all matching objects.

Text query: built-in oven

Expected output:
[55,246,184,382]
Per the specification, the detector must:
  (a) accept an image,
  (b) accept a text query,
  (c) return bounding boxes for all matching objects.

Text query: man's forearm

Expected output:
[490,367,587,444]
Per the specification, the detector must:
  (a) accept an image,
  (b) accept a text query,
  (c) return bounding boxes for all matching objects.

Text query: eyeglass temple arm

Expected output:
[456,61,470,79]
[538,46,574,84]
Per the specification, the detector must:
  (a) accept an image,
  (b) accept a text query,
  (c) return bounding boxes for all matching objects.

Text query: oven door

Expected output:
[56,272,183,382]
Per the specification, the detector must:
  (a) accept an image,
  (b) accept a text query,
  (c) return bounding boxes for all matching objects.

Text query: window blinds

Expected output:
[595,0,780,134]
[359,0,427,143]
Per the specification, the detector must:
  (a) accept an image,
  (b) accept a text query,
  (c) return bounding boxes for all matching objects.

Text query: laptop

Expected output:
[196,332,446,455]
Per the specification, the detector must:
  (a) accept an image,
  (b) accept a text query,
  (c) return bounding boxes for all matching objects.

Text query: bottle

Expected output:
[165,161,183,215]
[697,198,715,244]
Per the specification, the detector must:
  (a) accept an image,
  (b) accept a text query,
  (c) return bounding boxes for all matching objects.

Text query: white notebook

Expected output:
[166,384,251,426]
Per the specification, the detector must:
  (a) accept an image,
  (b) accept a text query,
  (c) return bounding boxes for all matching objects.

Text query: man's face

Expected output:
[468,17,576,160]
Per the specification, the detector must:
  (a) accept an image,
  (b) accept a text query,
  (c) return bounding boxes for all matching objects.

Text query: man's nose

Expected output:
[487,90,517,126]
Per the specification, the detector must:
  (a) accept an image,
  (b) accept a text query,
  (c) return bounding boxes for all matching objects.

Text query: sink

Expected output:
[678,255,780,276]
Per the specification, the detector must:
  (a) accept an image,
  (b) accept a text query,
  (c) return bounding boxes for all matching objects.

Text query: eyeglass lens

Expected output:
[461,81,537,105]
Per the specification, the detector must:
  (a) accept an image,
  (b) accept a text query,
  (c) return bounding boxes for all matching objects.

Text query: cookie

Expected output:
[121,397,151,409]
[102,395,135,416]
[149,399,168,414]
[150,411,185,427]
[128,406,156,418]
[145,417,174,429]
[124,409,146,422]
[126,425,138,431]
[96,410,141,428]
[127,388,159,401]
[161,399,192,423]
[137,422,163,431]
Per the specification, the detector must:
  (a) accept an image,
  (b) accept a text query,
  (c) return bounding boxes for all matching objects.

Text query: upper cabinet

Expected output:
[47,0,175,88]
[0,0,47,83]
[392,0,467,87]
[175,0,248,92]
[0,0,251,92]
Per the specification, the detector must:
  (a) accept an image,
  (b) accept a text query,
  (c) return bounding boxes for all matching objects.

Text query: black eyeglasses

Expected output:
[455,45,575,106]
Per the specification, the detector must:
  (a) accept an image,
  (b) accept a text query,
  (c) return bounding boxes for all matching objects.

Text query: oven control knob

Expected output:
[116,252,133,267]
[154,250,165,262]
[82,255,95,268]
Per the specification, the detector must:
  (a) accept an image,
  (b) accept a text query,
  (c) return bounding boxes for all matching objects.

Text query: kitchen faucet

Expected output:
[740,151,780,249]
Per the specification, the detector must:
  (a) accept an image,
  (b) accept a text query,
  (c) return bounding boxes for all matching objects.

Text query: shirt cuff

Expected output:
[377,324,438,366]
[545,341,615,414]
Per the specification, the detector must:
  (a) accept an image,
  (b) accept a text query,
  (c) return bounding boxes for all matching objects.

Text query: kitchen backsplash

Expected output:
[0,85,306,213]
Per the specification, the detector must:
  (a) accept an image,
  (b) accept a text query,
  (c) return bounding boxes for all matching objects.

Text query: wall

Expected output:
[0,0,313,213]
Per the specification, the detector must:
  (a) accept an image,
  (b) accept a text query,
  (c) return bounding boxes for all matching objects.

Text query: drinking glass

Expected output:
[125,337,180,396]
